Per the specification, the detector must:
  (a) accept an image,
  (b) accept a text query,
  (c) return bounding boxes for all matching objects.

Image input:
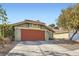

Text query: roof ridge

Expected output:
[24,19,45,24]
[13,19,45,26]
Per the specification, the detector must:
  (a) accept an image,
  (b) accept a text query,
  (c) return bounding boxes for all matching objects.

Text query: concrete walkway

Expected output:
[6,41,79,56]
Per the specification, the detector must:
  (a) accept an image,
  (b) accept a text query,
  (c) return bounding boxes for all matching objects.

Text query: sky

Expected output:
[1,3,75,25]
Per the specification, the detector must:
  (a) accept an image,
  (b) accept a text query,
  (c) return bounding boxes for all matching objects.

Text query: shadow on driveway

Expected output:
[18,39,75,45]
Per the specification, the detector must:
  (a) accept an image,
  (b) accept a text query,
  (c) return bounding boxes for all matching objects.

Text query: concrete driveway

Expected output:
[6,41,79,56]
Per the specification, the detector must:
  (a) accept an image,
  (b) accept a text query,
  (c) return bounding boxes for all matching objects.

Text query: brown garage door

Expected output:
[21,29,45,41]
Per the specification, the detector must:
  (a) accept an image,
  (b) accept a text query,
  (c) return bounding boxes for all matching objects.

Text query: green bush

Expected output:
[0,24,14,41]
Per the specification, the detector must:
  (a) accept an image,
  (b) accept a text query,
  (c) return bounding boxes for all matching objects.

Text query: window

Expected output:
[27,23,32,28]
[33,24,40,28]
[40,25,45,29]
[26,24,29,27]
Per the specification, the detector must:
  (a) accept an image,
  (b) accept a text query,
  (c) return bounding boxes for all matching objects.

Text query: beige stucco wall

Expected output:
[45,30,49,41]
[53,33,69,39]
[45,30,53,40]
[15,27,21,41]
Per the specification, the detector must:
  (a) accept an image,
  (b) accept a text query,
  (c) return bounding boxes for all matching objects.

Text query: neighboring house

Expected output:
[13,20,54,41]
[53,27,79,42]
[53,28,69,39]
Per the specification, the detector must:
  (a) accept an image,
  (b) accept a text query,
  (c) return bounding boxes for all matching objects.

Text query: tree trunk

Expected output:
[70,29,78,40]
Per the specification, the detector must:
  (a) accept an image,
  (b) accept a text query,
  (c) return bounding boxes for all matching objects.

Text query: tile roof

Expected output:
[13,19,45,26]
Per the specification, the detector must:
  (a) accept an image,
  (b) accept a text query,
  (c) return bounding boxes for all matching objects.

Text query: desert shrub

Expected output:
[0,36,5,47]
[0,24,14,41]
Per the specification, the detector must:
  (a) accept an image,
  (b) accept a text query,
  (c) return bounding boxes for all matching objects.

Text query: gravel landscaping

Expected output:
[0,42,17,56]
[52,39,79,50]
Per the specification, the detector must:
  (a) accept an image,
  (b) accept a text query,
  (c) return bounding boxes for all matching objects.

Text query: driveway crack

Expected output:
[38,46,46,56]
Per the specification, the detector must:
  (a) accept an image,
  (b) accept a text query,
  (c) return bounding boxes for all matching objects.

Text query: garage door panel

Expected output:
[21,29,45,41]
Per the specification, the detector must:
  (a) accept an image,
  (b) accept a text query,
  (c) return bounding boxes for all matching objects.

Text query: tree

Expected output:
[49,24,55,28]
[0,5,8,37]
[54,26,59,29]
[57,4,79,40]
[0,5,8,47]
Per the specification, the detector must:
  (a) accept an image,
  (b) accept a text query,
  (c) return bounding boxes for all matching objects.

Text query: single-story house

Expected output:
[53,28,79,42]
[53,28,69,39]
[13,20,54,41]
